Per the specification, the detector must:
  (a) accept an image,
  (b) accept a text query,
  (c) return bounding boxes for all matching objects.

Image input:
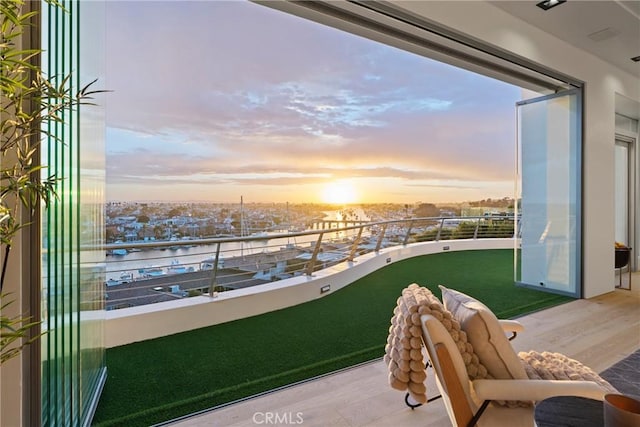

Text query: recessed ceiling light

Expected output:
[631,56,640,63]
[537,0,567,11]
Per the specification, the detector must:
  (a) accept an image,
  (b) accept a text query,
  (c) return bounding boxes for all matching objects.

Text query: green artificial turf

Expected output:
[92,249,572,426]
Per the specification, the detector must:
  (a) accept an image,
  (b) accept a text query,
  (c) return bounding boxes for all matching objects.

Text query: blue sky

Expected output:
[105,0,523,204]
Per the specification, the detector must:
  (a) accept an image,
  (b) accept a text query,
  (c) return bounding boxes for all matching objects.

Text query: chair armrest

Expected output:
[472,379,606,402]
[498,319,525,334]
[498,319,524,340]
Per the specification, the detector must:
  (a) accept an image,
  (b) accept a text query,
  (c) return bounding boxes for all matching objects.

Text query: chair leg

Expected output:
[617,266,632,290]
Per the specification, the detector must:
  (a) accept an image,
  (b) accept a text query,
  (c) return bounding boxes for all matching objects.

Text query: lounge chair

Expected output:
[385,284,616,426]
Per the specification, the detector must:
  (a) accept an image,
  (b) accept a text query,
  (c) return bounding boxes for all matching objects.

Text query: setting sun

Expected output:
[321,180,358,205]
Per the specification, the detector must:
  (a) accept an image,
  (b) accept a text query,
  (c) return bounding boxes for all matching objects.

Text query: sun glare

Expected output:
[321,180,358,205]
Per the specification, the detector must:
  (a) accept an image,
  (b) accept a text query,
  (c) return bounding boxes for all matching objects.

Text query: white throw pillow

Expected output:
[439,285,527,380]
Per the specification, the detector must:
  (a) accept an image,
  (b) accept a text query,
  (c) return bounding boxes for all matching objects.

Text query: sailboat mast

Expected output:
[240,195,244,258]
[240,195,244,237]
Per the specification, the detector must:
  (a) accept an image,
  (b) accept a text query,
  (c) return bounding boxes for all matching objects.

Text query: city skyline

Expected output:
[105,1,525,204]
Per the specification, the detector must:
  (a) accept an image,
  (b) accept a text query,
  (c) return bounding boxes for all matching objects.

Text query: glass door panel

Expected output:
[41,1,106,425]
[515,89,581,297]
[614,139,630,246]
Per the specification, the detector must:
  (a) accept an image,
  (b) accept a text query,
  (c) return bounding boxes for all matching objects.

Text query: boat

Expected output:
[200,256,224,271]
[138,266,166,278]
[166,260,194,275]
[105,272,134,286]
[105,278,122,287]
[168,236,180,250]
[181,236,197,248]
[110,240,128,256]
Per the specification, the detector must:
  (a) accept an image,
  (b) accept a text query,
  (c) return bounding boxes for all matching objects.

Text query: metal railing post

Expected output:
[208,243,221,297]
[306,232,324,276]
[473,219,480,239]
[375,224,388,253]
[347,226,364,262]
[402,219,413,246]
[436,218,444,241]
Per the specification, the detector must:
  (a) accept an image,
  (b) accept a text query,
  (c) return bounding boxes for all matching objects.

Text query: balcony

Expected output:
[100,215,519,347]
[92,217,639,426]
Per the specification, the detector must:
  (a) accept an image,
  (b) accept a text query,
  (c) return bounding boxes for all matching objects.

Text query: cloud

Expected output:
[105,1,522,202]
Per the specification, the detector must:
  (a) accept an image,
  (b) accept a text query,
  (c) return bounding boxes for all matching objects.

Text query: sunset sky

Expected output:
[105,0,524,204]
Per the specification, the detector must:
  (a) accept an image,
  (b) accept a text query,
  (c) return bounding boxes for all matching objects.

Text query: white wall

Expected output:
[105,239,513,348]
[394,1,640,298]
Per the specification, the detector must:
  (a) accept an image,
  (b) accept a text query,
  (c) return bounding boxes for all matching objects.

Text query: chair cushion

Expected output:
[440,285,527,380]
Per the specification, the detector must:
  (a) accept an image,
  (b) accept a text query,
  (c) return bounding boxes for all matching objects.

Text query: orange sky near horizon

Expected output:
[108,176,515,205]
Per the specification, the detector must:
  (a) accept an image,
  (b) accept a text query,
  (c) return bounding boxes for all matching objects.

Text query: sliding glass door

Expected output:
[615,138,634,246]
[41,1,106,425]
[515,89,582,297]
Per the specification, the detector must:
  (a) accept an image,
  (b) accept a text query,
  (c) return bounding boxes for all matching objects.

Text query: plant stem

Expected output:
[0,245,10,293]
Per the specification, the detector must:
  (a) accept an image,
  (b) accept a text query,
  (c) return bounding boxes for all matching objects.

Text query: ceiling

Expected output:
[489,1,640,76]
